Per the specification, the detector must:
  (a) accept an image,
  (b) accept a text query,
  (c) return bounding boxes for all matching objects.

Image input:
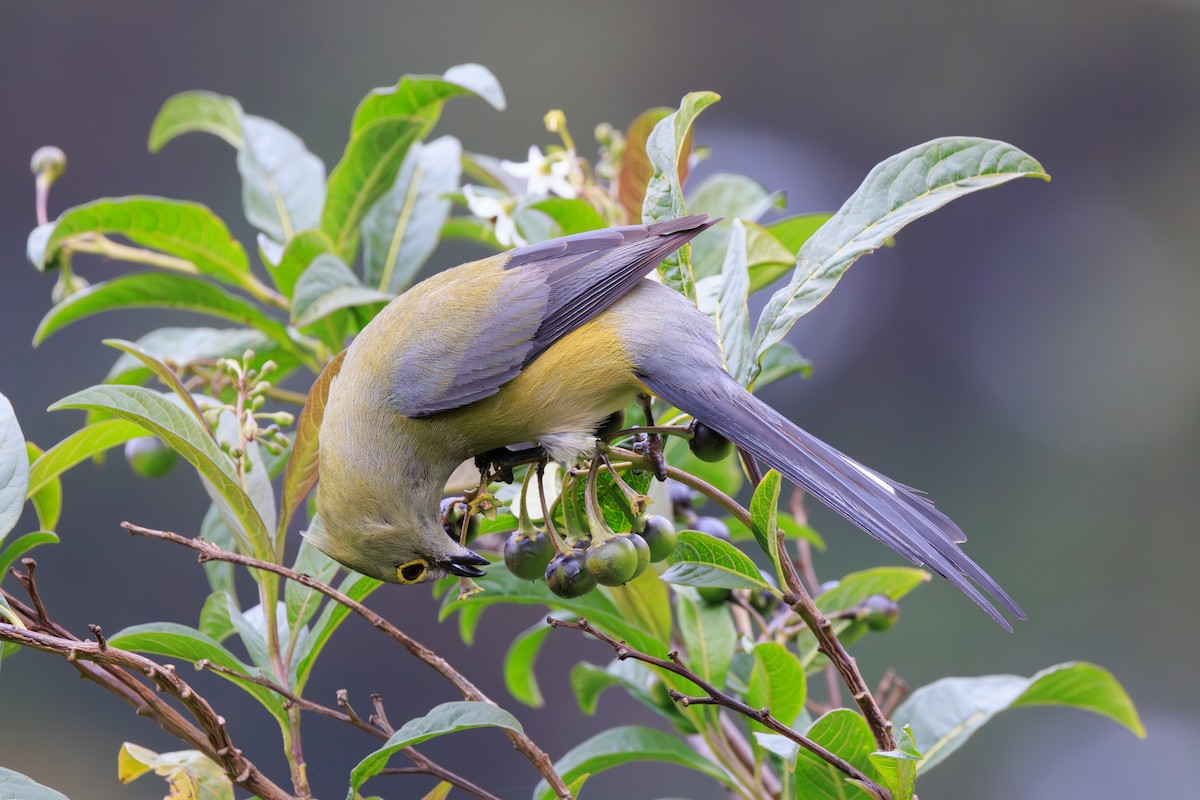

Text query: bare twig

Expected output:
[549,616,890,800]
[196,664,500,800]
[122,521,572,799]
[0,601,291,799]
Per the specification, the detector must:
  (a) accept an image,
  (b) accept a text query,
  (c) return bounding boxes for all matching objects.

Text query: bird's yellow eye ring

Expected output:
[396,559,428,584]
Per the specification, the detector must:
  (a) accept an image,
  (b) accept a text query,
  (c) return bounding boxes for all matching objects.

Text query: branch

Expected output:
[549,616,890,800]
[196,663,500,800]
[122,521,572,800]
[0,589,291,800]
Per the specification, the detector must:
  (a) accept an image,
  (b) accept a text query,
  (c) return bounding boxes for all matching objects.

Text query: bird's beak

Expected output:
[442,551,489,578]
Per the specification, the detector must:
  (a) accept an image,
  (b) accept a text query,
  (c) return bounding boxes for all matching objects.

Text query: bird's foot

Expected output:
[474,445,547,484]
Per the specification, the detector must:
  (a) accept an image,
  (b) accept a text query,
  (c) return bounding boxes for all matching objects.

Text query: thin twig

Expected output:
[122,521,572,799]
[0,599,291,799]
[549,616,890,800]
[195,665,500,800]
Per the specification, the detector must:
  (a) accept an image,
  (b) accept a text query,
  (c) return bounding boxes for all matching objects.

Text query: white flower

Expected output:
[502,145,578,199]
[463,185,524,247]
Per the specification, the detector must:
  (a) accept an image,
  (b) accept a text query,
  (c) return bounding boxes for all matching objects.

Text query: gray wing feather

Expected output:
[399,215,715,417]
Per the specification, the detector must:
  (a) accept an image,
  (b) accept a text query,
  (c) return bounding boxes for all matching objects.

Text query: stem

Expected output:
[549,616,889,800]
[122,522,572,799]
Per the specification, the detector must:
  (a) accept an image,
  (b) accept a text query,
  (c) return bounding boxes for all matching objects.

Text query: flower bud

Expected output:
[30,146,67,183]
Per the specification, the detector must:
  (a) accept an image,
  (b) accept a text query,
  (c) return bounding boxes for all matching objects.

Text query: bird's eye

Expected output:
[396,559,428,583]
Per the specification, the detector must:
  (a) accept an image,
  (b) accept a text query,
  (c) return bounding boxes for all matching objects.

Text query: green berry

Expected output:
[641,515,678,561]
[124,436,177,478]
[626,532,651,578]
[697,586,732,604]
[585,536,639,586]
[503,530,554,581]
[545,552,596,598]
[688,421,733,462]
[860,594,900,631]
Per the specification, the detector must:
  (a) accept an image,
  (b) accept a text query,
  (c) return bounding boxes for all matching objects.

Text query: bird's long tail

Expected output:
[641,370,1025,630]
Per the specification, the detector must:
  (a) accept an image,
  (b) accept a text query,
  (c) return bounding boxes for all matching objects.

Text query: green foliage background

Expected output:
[2,2,1193,798]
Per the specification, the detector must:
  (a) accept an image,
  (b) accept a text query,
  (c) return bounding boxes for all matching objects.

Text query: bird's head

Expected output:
[304,497,489,585]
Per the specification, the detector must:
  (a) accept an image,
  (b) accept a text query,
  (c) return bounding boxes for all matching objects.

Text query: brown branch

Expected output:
[549,616,890,800]
[122,521,572,799]
[612,446,897,752]
[0,611,291,799]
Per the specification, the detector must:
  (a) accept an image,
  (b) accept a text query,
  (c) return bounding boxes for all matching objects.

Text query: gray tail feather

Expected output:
[642,371,1025,631]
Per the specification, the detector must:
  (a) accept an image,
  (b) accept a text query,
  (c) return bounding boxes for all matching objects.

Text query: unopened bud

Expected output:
[31,146,67,183]
[544,109,566,133]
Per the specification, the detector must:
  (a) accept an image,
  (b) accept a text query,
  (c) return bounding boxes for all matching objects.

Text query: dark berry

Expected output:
[441,497,480,541]
[691,516,730,541]
[688,421,733,462]
[666,479,694,517]
[503,530,554,581]
[545,552,597,598]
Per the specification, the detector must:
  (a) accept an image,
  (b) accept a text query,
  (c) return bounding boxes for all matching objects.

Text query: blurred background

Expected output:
[2,2,1197,798]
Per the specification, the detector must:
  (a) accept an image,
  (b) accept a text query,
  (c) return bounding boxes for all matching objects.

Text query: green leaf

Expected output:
[292,571,381,691]
[352,63,505,134]
[351,701,524,794]
[569,661,624,716]
[893,661,1145,773]
[606,567,672,643]
[766,213,832,256]
[525,197,608,237]
[816,567,930,614]
[149,90,245,152]
[744,221,800,293]
[103,327,274,385]
[641,91,720,300]
[291,254,393,328]
[534,725,733,800]
[0,531,59,580]
[675,588,736,691]
[0,393,30,543]
[661,531,779,594]
[747,642,806,730]
[50,386,272,561]
[793,709,878,800]
[238,115,326,242]
[34,272,291,347]
[26,418,146,497]
[199,504,237,596]
[440,215,502,249]
[753,341,812,390]
[503,617,559,708]
[109,622,284,719]
[103,339,211,431]
[278,351,344,542]
[198,591,235,643]
[44,197,254,289]
[286,537,340,636]
[0,767,71,800]
[118,742,234,800]
[748,469,784,581]
[869,726,921,800]
[260,228,336,300]
[688,173,785,279]
[321,115,426,263]
[362,136,462,293]
[750,138,1047,381]
[715,220,754,386]
[24,443,60,532]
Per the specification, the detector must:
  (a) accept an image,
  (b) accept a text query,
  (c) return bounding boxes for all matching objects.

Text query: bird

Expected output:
[311,214,1024,629]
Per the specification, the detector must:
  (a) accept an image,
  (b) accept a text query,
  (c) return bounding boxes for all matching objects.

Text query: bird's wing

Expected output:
[393,215,716,418]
